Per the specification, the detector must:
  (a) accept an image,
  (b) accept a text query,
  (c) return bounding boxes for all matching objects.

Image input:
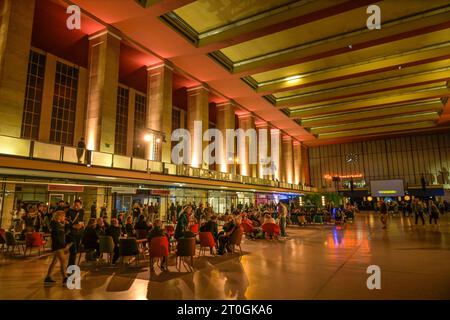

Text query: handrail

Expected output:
[0,134,317,193]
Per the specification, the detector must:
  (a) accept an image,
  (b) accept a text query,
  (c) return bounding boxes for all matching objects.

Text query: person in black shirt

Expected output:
[132,203,141,224]
[82,218,99,259]
[125,215,135,237]
[66,199,85,267]
[95,217,107,236]
[200,215,219,240]
[90,202,97,219]
[76,137,86,163]
[106,218,121,265]
[135,214,149,231]
[45,211,69,284]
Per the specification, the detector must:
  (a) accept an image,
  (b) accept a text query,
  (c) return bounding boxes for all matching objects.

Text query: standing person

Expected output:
[90,202,97,219]
[413,199,425,226]
[175,205,190,239]
[45,211,69,284]
[429,202,439,225]
[66,199,85,267]
[195,203,204,223]
[148,202,155,223]
[279,203,288,237]
[169,202,176,223]
[132,203,141,224]
[176,201,182,220]
[379,200,388,229]
[76,137,86,163]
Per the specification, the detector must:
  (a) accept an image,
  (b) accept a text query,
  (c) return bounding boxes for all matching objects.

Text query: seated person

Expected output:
[125,216,135,238]
[95,217,106,236]
[82,218,99,259]
[147,219,169,270]
[262,214,276,226]
[200,215,219,240]
[134,214,149,231]
[106,218,121,265]
[218,216,241,255]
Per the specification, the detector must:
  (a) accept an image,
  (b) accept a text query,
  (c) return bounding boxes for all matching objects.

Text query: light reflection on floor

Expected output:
[0,212,449,299]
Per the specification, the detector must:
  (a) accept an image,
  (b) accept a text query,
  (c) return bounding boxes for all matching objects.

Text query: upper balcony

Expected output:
[0,135,316,194]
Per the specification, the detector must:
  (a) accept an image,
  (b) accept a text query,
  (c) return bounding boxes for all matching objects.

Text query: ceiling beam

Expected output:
[317,121,438,139]
[309,112,440,134]
[289,87,450,118]
[220,8,450,75]
[300,100,443,127]
[273,68,450,107]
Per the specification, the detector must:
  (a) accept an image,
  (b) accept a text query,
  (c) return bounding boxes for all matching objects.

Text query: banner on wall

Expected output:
[48,185,84,192]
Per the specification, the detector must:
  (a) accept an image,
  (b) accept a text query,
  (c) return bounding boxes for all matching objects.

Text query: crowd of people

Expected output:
[377,198,447,229]
[4,195,449,284]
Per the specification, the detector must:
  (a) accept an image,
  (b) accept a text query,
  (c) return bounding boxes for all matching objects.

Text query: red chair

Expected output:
[228,226,244,255]
[198,232,216,256]
[148,236,169,271]
[164,225,175,238]
[25,232,46,256]
[261,223,280,240]
[242,221,254,235]
[189,223,199,234]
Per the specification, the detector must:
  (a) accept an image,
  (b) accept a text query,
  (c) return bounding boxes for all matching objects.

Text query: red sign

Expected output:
[48,185,84,192]
[150,189,170,196]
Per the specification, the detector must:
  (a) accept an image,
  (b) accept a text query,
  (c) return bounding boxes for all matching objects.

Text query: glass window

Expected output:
[21,50,46,140]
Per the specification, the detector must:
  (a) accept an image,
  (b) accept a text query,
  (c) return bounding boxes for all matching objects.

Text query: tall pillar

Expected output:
[256,122,272,180]
[126,88,136,157]
[147,63,173,162]
[187,85,209,169]
[38,52,57,142]
[85,29,121,153]
[270,128,281,181]
[0,0,35,137]
[293,141,302,185]
[282,136,294,184]
[215,101,235,173]
[301,145,310,186]
[237,114,257,177]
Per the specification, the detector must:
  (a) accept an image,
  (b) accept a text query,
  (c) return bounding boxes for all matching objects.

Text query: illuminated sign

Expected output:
[378,190,398,195]
[324,174,363,180]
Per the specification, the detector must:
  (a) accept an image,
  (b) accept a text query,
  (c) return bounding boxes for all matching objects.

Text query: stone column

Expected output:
[0,0,35,137]
[38,52,57,142]
[85,29,121,153]
[237,114,257,177]
[293,141,302,185]
[146,63,173,162]
[256,122,272,180]
[270,128,281,182]
[282,135,294,184]
[215,101,235,173]
[187,85,209,169]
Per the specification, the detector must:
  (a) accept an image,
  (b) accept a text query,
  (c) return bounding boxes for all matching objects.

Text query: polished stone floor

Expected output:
[1,212,449,300]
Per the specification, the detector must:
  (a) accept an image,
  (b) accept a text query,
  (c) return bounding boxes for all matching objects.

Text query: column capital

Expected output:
[88,28,122,41]
[282,135,293,141]
[186,84,209,93]
[146,61,174,72]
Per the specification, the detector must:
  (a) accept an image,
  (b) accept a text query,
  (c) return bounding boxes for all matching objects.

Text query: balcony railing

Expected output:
[0,135,316,193]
